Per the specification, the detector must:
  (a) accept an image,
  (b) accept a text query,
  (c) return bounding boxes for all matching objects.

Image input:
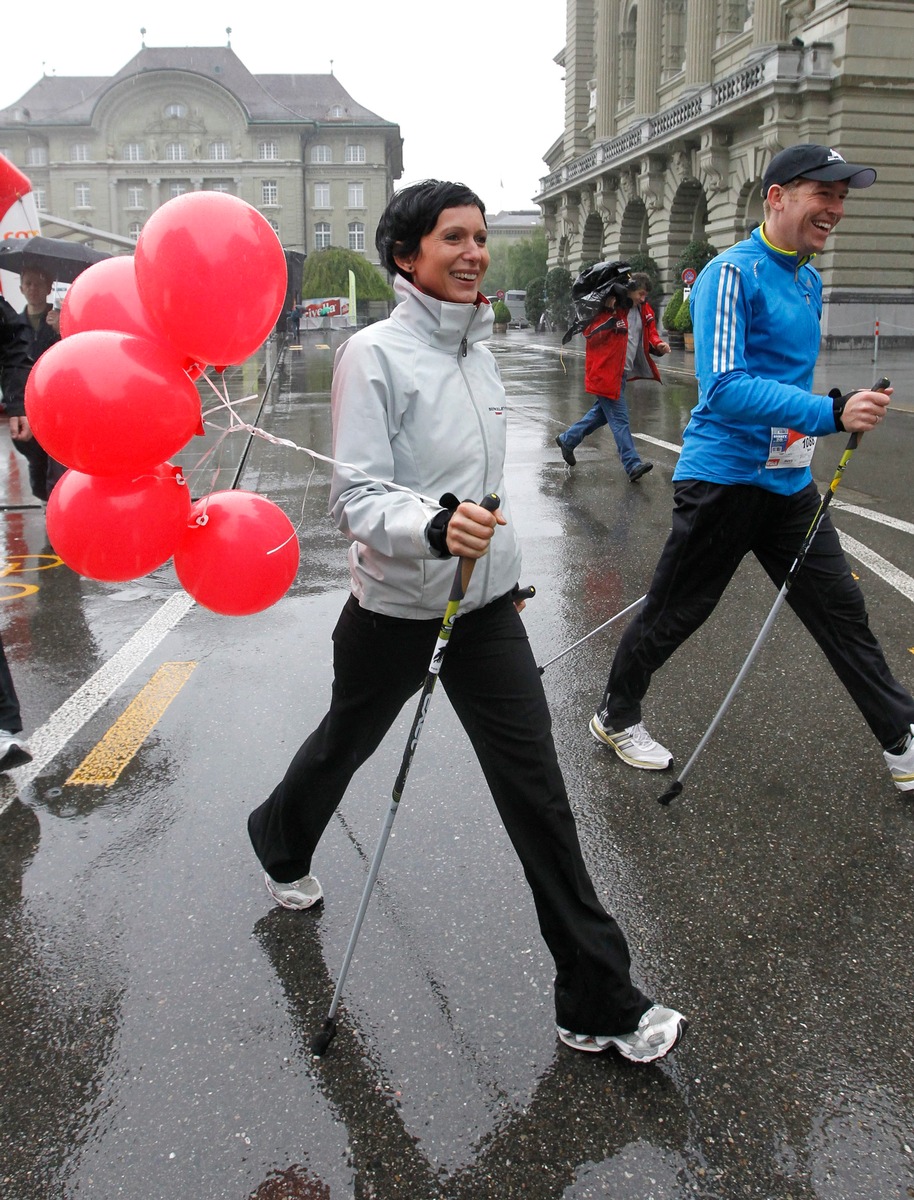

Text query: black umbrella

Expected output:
[0,236,111,283]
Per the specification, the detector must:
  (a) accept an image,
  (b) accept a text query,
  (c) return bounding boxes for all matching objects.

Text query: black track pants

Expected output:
[604,479,914,747]
[249,591,652,1035]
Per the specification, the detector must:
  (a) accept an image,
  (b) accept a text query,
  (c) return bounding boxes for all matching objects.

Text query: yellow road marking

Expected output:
[66,661,197,787]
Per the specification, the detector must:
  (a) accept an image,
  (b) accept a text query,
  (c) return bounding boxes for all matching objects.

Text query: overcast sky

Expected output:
[2,1,568,213]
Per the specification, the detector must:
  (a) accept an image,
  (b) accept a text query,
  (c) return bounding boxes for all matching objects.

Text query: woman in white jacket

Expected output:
[247,181,686,1063]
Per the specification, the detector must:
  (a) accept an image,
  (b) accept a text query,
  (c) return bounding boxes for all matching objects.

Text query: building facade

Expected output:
[0,44,403,267]
[538,0,914,342]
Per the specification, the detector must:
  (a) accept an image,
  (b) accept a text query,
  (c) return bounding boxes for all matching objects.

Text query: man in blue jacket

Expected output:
[590,143,914,793]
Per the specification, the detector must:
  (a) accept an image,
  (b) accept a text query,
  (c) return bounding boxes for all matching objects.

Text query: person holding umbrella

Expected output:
[0,295,35,770]
[10,267,64,503]
[0,236,108,503]
[247,179,687,1063]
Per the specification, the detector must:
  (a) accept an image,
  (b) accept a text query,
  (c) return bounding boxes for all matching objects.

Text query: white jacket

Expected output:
[329,276,522,619]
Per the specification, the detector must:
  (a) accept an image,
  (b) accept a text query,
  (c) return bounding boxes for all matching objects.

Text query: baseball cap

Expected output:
[761,144,876,198]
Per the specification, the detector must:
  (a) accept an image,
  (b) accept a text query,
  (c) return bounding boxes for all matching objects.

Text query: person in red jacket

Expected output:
[555,272,670,481]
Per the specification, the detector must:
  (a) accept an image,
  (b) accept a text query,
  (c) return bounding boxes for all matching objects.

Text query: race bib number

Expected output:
[766,428,816,470]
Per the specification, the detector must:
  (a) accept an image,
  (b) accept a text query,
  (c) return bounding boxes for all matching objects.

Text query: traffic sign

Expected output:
[681,268,697,285]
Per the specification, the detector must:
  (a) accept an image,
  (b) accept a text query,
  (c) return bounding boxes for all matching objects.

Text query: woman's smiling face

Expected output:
[396,205,489,303]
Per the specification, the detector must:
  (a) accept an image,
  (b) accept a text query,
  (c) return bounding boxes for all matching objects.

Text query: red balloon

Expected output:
[135,192,287,366]
[26,330,202,476]
[173,490,299,616]
[60,256,206,379]
[46,464,192,582]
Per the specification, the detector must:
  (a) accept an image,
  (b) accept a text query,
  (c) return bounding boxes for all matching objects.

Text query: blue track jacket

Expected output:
[676,225,838,495]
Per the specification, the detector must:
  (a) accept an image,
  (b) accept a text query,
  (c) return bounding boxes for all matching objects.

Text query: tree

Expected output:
[544,267,574,332]
[674,239,717,278]
[662,288,684,334]
[483,229,548,294]
[524,276,546,327]
[299,247,394,302]
[506,228,547,290]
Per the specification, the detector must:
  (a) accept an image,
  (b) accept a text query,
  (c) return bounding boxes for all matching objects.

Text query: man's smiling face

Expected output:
[766,177,848,258]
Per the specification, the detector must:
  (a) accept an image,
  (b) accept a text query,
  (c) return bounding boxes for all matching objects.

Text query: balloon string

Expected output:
[195,371,441,508]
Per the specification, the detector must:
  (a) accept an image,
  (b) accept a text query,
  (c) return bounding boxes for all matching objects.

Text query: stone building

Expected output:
[0,43,403,267]
[486,210,545,244]
[537,1,914,342]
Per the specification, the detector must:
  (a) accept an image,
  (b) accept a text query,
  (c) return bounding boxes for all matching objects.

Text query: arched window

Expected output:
[165,142,188,161]
[128,221,143,241]
[315,221,332,249]
[259,141,279,160]
[209,141,230,160]
[164,102,187,118]
[348,221,365,252]
[345,144,366,163]
[310,145,332,163]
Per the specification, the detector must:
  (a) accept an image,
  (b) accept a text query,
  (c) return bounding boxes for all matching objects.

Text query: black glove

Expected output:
[427,492,460,558]
[829,386,857,432]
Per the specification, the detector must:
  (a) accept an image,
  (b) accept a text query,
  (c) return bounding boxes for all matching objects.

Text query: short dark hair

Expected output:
[628,272,652,292]
[375,180,486,277]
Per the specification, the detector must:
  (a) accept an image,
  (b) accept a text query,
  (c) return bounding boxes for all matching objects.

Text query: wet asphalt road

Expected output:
[2,332,914,1199]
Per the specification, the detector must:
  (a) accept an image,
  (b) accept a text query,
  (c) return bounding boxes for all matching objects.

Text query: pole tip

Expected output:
[657,779,684,806]
[311,1018,337,1057]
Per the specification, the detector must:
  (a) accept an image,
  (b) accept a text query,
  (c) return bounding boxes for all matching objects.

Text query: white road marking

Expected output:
[1,592,195,814]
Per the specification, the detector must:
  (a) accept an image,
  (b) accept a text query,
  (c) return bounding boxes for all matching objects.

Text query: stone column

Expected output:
[752,0,783,45]
[595,0,618,139]
[634,0,662,116]
[685,0,714,87]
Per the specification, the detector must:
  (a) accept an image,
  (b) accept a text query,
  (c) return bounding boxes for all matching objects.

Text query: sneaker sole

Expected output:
[610,1017,688,1064]
[556,1026,611,1053]
[589,717,672,771]
[264,875,324,910]
[0,745,33,772]
[891,775,914,791]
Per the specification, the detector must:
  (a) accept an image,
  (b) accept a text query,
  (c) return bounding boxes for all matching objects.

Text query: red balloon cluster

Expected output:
[29,191,299,614]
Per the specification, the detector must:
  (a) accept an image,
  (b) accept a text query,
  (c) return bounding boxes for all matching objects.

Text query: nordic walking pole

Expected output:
[537,594,647,674]
[312,493,500,1056]
[658,378,890,806]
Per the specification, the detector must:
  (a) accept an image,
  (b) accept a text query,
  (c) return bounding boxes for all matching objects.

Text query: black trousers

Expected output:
[604,479,914,747]
[12,436,65,504]
[249,591,651,1035]
[0,633,23,733]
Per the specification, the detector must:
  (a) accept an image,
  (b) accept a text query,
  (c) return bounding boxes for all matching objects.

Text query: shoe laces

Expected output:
[627,722,654,749]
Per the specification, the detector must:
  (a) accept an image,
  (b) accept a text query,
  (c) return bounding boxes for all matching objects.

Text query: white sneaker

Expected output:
[884,724,914,792]
[589,711,672,770]
[557,1005,688,1064]
[0,731,33,772]
[264,872,323,910]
